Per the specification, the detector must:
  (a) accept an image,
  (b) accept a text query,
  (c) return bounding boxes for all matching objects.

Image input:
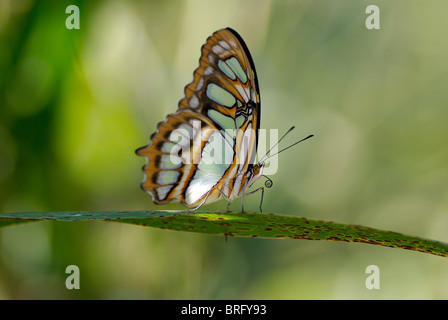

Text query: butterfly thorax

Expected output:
[209,162,264,204]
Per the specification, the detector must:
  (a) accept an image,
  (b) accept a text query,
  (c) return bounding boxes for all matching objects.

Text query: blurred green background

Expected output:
[1,0,448,299]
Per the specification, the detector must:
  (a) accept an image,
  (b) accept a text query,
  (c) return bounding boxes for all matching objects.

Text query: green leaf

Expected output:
[0,218,35,228]
[1,211,447,258]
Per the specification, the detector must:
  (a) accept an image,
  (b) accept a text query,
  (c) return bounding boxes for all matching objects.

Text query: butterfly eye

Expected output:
[252,165,260,175]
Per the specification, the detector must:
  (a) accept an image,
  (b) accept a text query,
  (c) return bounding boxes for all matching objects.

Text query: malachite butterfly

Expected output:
[136,28,312,212]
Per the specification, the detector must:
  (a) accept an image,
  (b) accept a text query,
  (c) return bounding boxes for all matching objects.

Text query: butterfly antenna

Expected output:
[259,126,296,163]
[262,134,314,162]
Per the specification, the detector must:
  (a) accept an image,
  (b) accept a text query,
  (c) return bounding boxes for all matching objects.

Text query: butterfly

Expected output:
[136,28,311,212]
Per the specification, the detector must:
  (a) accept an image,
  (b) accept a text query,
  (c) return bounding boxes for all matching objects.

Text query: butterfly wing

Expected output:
[137,28,261,207]
[136,110,232,206]
[180,28,262,199]
[180,28,260,129]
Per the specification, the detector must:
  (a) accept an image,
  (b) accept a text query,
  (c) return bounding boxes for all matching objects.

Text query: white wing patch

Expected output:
[185,130,234,205]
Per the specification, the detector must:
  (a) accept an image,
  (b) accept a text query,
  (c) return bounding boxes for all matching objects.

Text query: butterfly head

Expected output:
[250,162,273,189]
[251,163,263,178]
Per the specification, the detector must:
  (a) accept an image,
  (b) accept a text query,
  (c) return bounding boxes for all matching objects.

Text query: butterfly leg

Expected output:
[241,193,246,213]
[242,187,265,213]
[213,186,233,212]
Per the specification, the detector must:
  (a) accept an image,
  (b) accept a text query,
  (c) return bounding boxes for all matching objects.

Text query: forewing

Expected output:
[179,28,260,133]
